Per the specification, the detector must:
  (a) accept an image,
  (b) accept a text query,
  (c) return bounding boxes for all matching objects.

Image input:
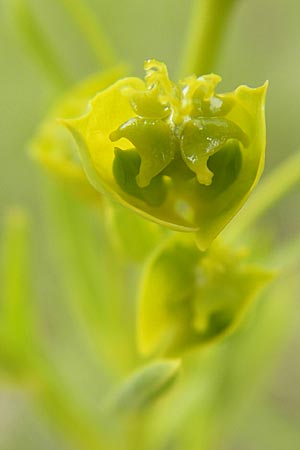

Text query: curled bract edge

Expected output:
[63,60,268,249]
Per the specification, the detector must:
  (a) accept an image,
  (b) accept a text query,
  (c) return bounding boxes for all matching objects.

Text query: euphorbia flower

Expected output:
[64,60,267,249]
[138,235,273,356]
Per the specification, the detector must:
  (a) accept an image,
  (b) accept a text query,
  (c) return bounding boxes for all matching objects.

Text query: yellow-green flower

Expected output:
[138,235,273,356]
[64,60,267,249]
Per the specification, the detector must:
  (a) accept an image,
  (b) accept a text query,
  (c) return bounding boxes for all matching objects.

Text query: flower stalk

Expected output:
[58,0,119,68]
[179,0,239,77]
[12,0,71,90]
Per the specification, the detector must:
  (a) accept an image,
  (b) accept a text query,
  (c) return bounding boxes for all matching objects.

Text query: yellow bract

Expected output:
[63,60,267,249]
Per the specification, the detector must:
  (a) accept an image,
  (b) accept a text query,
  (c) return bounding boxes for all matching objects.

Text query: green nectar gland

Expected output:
[110,60,248,189]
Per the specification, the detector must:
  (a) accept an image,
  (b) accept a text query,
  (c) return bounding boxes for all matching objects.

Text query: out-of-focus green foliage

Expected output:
[31,65,127,202]
[1,0,300,449]
[105,203,165,261]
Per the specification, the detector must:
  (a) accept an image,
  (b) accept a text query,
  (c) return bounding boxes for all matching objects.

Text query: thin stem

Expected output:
[1,209,30,327]
[58,0,118,68]
[224,150,300,243]
[179,0,238,77]
[0,211,105,449]
[12,0,71,91]
[0,209,35,356]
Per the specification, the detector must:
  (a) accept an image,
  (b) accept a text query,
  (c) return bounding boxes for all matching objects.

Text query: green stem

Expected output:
[12,0,71,91]
[0,209,35,358]
[58,0,118,68]
[224,150,300,242]
[179,0,238,77]
[1,209,30,327]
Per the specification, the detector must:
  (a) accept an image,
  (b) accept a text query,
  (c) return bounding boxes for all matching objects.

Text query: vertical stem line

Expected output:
[58,0,118,68]
[224,150,300,243]
[12,0,71,91]
[0,209,35,357]
[179,0,238,77]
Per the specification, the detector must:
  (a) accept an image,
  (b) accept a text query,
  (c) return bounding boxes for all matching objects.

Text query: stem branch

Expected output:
[58,0,118,68]
[12,0,71,90]
[225,150,300,242]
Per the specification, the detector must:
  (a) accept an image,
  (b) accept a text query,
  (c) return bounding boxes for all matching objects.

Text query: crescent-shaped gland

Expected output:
[110,118,176,188]
[180,118,249,186]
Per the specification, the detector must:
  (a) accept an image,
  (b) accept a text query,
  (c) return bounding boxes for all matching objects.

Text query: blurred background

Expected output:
[0,0,299,449]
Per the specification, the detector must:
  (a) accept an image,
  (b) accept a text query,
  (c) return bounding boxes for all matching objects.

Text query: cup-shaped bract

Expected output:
[64,60,267,249]
[138,235,273,356]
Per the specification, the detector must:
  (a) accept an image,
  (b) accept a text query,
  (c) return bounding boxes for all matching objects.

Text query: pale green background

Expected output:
[0,0,299,449]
